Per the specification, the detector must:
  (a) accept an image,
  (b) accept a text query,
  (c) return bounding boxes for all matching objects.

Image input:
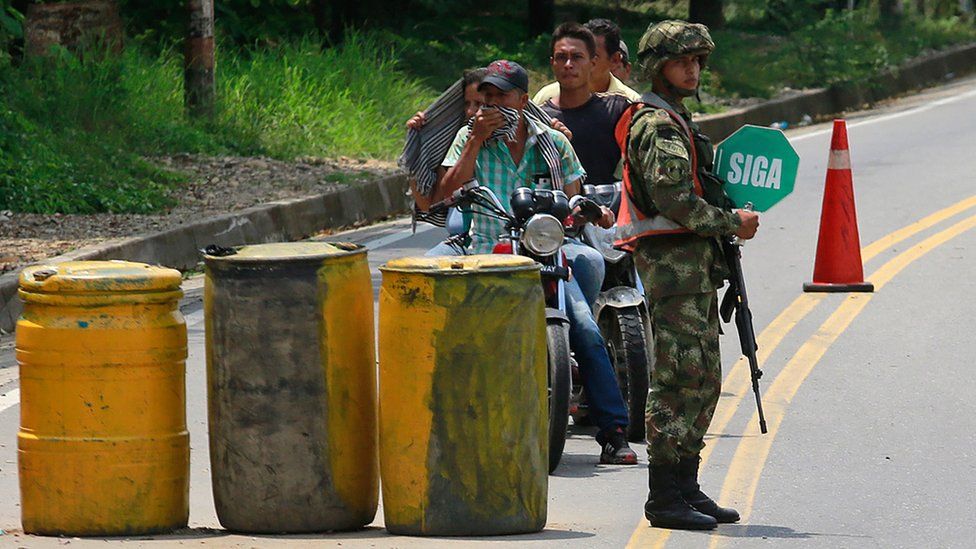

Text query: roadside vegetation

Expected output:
[0,0,973,214]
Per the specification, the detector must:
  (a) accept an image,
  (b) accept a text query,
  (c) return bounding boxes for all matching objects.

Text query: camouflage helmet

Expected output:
[635,20,714,83]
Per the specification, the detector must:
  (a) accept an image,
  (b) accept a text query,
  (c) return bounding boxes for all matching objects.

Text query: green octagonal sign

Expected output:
[714,125,799,212]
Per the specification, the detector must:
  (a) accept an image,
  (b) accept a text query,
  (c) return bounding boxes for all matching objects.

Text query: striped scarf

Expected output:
[466,105,521,143]
[399,79,568,226]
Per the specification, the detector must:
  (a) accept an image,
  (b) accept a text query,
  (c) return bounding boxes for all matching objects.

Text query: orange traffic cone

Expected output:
[803,119,874,293]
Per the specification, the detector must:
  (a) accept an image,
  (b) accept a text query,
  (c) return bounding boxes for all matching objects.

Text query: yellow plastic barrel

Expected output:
[16,261,189,536]
[203,242,377,533]
[378,255,548,536]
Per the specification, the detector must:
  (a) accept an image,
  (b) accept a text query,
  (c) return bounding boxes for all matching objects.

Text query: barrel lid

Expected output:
[203,242,364,263]
[380,254,538,274]
[19,261,183,294]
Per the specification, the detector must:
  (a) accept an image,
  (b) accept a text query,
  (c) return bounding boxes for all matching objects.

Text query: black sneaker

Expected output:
[599,427,638,465]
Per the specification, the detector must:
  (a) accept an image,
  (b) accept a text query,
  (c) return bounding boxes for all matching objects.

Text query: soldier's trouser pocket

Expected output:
[645,292,722,464]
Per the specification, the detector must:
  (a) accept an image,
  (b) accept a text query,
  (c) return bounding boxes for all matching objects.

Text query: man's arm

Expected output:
[632,114,741,237]
[438,136,482,202]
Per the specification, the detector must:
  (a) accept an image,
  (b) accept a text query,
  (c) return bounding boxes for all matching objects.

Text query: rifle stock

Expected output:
[721,239,768,434]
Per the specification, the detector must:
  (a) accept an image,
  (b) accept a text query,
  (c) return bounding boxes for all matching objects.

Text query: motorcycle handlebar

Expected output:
[569,195,604,223]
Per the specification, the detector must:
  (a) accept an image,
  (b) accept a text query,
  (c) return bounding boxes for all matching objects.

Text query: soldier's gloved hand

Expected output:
[734,209,759,240]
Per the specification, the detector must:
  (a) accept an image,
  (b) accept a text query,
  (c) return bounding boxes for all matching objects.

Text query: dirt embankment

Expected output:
[0,154,398,274]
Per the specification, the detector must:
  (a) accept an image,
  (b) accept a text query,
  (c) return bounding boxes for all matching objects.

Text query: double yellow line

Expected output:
[627,195,976,549]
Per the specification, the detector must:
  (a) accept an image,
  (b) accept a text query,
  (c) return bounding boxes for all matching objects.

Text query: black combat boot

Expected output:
[645,464,718,530]
[677,456,740,523]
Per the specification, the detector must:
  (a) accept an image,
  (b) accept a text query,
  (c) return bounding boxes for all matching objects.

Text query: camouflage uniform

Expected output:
[628,23,741,466]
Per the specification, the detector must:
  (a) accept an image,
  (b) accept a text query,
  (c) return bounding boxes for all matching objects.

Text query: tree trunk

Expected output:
[185,0,214,120]
[689,0,725,29]
[23,0,123,59]
[311,0,328,38]
[328,0,356,45]
[879,0,903,21]
[528,0,554,38]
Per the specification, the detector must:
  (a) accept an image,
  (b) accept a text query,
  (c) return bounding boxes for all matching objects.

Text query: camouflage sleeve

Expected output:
[630,110,741,237]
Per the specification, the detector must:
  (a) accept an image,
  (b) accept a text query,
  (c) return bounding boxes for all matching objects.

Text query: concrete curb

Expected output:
[0,173,410,333]
[1,42,974,334]
[697,42,976,141]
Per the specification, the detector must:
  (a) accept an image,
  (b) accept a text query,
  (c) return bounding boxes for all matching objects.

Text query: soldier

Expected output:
[614,21,759,529]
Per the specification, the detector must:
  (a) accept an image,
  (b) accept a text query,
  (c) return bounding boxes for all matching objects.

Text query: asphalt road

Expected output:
[1,75,975,548]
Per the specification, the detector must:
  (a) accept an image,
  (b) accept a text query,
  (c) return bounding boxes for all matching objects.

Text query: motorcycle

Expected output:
[430,180,580,473]
[571,182,651,443]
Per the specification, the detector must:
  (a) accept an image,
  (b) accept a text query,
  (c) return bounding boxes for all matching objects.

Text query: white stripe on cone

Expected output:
[828,149,851,170]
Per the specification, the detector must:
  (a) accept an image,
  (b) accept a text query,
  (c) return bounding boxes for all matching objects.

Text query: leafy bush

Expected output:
[0,2,23,66]
[781,9,891,87]
[883,15,976,60]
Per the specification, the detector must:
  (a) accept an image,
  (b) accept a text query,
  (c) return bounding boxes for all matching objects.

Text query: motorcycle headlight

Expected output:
[521,214,564,257]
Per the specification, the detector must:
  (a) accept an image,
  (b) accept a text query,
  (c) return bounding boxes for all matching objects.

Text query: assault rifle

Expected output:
[719,237,768,434]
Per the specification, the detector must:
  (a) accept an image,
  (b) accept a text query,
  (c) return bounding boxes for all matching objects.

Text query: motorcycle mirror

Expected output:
[551,190,571,220]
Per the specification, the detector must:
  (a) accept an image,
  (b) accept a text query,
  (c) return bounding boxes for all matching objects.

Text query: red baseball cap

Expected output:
[479,60,529,93]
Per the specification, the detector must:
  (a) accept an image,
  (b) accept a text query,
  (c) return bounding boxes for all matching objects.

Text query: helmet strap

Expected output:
[668,79,697,98]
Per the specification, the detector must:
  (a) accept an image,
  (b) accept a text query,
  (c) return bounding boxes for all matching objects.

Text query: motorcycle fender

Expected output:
[592,286,645,320]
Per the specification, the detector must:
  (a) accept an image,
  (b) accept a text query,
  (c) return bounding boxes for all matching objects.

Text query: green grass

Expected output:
[0,33,435,214]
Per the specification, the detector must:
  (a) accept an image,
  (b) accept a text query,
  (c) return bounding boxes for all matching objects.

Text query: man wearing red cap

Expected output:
[437,59,639,466]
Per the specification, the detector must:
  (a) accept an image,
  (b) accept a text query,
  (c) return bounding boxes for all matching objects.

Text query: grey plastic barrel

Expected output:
[203,242,377,533]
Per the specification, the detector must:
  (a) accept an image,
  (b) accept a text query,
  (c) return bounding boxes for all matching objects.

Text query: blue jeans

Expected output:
[565,274,630,434]
[563,238,605,307]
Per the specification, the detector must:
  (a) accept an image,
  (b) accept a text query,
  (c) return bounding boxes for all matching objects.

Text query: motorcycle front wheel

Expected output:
[600,306,651,443]
[546,319,572,474]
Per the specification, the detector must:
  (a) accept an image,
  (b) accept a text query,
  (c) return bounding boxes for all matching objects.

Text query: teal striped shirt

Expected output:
[442,117,585,254]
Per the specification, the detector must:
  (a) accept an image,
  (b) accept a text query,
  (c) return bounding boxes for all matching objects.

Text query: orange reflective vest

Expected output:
[614,93,703,252]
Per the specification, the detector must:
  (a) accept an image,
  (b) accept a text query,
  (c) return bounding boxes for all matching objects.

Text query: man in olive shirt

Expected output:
[538,22,631,306]
[534,18,640,104]
[540,23,631,186]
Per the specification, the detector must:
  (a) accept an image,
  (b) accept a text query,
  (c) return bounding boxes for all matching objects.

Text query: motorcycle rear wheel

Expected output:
[546,319,572,474]
[600,306,650,442]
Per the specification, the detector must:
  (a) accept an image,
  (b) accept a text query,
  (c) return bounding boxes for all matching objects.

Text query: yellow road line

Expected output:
[861,195,976,263]
[625,195,976,548]
[709,213,976,549]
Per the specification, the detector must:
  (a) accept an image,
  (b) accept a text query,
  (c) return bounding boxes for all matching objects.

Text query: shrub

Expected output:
[781,9,891,87]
